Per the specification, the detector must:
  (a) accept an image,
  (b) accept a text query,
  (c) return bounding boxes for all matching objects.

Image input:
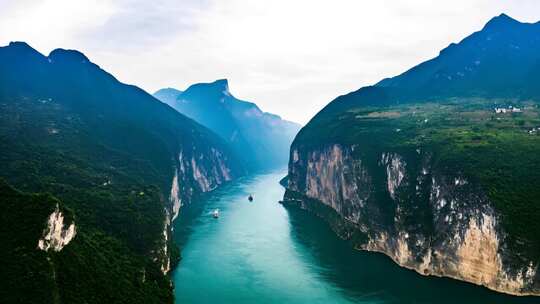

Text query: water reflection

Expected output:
[172,170,540,304]
[284,204,540,304]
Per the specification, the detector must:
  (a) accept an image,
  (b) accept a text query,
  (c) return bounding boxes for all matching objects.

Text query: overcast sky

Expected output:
[1,0,539,124]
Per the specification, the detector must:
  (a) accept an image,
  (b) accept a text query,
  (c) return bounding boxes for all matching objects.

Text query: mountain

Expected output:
[154,87,183,106]
[154,79,301,170]
[319,13,540,117]
[0,42,244,303]
[376,13,540,98]
[283,14,540,296]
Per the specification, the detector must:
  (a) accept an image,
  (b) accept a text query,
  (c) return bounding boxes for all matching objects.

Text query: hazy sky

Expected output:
[1,1,539,124]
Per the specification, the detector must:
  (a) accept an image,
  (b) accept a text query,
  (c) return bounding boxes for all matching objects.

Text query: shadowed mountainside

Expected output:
[155,79,301,170]
[0,42,245,303]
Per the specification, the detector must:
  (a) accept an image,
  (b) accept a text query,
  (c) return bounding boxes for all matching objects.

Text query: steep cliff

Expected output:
[283,14,540,296]
[0,42,244,303]
[161,146,237,273]
[286,142,538,296]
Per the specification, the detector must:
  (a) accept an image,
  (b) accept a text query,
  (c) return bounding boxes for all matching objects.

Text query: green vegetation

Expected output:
[0,42,245,303]
[0,180,60,304]
[296,98,540,262]
[0,97,174,303]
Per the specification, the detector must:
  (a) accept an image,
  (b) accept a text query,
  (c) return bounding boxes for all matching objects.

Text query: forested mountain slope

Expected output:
[0,41,244,303]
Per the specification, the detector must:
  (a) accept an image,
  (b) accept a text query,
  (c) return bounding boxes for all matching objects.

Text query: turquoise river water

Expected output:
[172,170,540,304]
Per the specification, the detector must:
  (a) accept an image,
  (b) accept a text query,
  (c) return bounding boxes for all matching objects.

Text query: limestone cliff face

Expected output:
[159,144,239,273]
[37,204,76,252]
[285,143,539,296]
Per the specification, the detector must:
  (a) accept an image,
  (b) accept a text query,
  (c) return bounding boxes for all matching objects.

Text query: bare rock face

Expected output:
[159,145,238,274]
[285,143,539,296]
[37,204,76,252]
[291,145,371,223]
[380,152,405,200]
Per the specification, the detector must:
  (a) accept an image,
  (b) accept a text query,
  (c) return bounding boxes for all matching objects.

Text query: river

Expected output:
[172,170,540,304]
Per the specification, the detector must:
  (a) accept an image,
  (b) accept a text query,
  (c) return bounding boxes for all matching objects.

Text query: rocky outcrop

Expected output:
[37,204,76,252]
[284,143,539,296]
[160,214,172,274]
[380,152,405,200]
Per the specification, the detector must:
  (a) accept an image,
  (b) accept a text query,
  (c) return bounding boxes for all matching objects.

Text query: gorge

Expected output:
[2,10,540,304]
[172,170,539,303]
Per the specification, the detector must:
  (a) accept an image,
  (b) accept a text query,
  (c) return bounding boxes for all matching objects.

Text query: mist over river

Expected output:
[172,170,540,304]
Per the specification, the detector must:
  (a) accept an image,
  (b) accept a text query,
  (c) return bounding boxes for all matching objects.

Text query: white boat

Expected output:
[212,209,220,218]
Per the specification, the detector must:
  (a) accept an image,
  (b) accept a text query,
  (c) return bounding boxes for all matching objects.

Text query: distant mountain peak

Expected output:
[153,88,184,106]
[48,48,90,64]
[211,79,230,95]
[154,87,183,95]
[326,13,540,117]
[482,13,521,31]
[8,41,33,49]
[153,78,301,169]
[213,78,229,86]
[184,78,231,98]
[3,41,44,59]
[494,13,515,21]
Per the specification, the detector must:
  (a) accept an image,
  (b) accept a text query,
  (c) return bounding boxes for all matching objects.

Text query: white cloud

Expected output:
[0,0,539,124]
[0,0,116,52]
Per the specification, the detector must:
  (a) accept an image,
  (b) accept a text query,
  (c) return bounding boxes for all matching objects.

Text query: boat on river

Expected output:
[212,209,219,218]
[248,195,253,202]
